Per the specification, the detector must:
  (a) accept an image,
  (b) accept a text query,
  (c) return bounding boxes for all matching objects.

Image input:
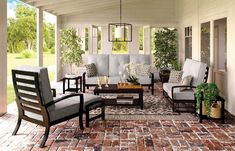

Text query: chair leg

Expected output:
[40,126,50,148]
[12,117,22,135]
[172,102,175,112]
[152,85,154,95]
[79,114,84,130]
[86,110,90,127]
[102,105,105,120]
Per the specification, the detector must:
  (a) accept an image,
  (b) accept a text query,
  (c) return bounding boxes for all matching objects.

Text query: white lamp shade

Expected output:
[114,26,123,38]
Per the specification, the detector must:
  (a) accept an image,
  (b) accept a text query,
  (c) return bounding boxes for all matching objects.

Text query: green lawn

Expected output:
[7,52,55,104]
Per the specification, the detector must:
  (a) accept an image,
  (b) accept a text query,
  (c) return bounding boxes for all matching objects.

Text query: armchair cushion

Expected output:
[48,93,101,122]
[16,66,53,105]
[48,95,81,122]
[163,83,194,100]
[182,59,208,86]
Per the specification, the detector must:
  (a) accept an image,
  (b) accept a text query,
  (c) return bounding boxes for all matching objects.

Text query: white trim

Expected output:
[0,0,7,115]
[55,16,62,81]
[36,8,43,67]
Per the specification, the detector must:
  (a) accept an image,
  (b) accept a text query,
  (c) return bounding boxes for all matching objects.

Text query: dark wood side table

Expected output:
[195,95,225,124]
[63,76,82,94]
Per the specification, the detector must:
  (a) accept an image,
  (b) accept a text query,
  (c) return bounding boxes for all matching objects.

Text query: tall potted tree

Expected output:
[153,28,178,82]
[60,28,85,76]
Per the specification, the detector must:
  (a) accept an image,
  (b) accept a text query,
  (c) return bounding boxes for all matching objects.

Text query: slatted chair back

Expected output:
[12,70,49,127]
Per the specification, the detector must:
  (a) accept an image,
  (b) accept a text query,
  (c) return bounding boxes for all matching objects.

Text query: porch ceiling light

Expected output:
[108,0,132,42]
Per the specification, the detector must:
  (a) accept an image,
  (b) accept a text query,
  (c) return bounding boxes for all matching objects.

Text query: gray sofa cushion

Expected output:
[109,54,130,76]
[136,76,152,84]
[16,66,53,105]
[130,54,150,64]
[163,83,194,100]
[86,76,100,85]
[88,54,109,76]
[109,76,122,84]
[182,59,208,86]
[48,94,101,122]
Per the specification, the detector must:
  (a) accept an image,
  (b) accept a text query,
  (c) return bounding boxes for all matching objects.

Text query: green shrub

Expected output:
[16,50,35,59]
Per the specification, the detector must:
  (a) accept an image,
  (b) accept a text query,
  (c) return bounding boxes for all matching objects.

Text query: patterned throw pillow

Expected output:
[180,75,193,91]
[85,63,97,77]
[137,64,151,76]
[129,63,138,76]
[168,70,183,83]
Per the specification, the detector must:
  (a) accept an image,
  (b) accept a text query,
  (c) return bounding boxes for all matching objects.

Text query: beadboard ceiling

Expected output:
[21,0,177,26]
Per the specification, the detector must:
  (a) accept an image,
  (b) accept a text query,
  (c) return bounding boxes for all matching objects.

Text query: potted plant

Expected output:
[195,83,220,117]
[153,28,178,82]
[60,28,85,76]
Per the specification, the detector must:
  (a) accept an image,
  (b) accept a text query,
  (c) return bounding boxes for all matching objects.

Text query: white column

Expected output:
[101,26,112,54]
[0,0,7,115]
[128,26,139,54]
[88,26,93,54]
[36,8,43,67]
[207,21,214,83]
[80,27,86,51]
[55,16,62,82]
[143,26,151,54]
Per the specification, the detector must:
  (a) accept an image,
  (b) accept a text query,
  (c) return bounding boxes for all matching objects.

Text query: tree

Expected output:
[153,28,178,69]
[7,4,55,54]
[60,28,85,73]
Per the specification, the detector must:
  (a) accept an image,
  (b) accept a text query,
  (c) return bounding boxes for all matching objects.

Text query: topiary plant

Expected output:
[195,83,220,116]
[153,28,178,69]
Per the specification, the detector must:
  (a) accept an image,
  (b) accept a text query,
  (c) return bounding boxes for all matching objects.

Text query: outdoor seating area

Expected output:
[0,0,235,150]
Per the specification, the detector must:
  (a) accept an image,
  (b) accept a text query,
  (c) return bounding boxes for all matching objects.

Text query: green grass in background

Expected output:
[7,52,55,104]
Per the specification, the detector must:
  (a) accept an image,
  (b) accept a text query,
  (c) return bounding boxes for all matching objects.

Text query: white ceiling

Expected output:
[22,0,178,26]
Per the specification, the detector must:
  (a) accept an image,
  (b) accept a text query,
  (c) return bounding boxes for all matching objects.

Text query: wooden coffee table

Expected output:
[93,84,144,109]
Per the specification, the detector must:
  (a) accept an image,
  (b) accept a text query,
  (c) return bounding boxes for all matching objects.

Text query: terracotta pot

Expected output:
[210,103,221,119]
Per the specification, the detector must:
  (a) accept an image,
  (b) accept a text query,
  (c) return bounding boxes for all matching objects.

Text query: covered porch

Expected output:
[1,0,235,150]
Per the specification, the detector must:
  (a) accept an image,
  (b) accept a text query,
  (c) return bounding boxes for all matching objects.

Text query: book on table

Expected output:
[116,95,133,104]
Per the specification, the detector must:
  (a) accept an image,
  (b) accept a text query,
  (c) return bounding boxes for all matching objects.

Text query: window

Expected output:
[97,27,102,54]
[151,28,156,53]
[185,26,192,59]
[85,27,89,54]
[201,22,210,65]
[139,27,144,54]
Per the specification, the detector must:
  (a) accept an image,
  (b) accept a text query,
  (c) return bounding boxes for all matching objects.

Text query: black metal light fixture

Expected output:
[108,0,132,42]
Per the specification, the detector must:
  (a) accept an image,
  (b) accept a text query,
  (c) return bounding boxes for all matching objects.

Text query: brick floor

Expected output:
[0,82,235,150]
[1,112,235,150]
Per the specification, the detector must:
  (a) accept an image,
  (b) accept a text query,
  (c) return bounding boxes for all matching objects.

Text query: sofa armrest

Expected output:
[82,72,86,93]
[150,73,154,84]
[171,85,196,100]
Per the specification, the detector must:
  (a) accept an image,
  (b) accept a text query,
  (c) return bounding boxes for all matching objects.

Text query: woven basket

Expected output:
[210,103,221,119]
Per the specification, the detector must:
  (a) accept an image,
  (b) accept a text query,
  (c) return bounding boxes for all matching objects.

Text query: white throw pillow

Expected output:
[180,75,193,91]
[168,70,183,83]
[137,64,151,76]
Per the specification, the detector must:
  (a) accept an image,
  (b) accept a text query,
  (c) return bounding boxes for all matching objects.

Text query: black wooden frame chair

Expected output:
[12,67,105,148]
[163,59,209,112]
